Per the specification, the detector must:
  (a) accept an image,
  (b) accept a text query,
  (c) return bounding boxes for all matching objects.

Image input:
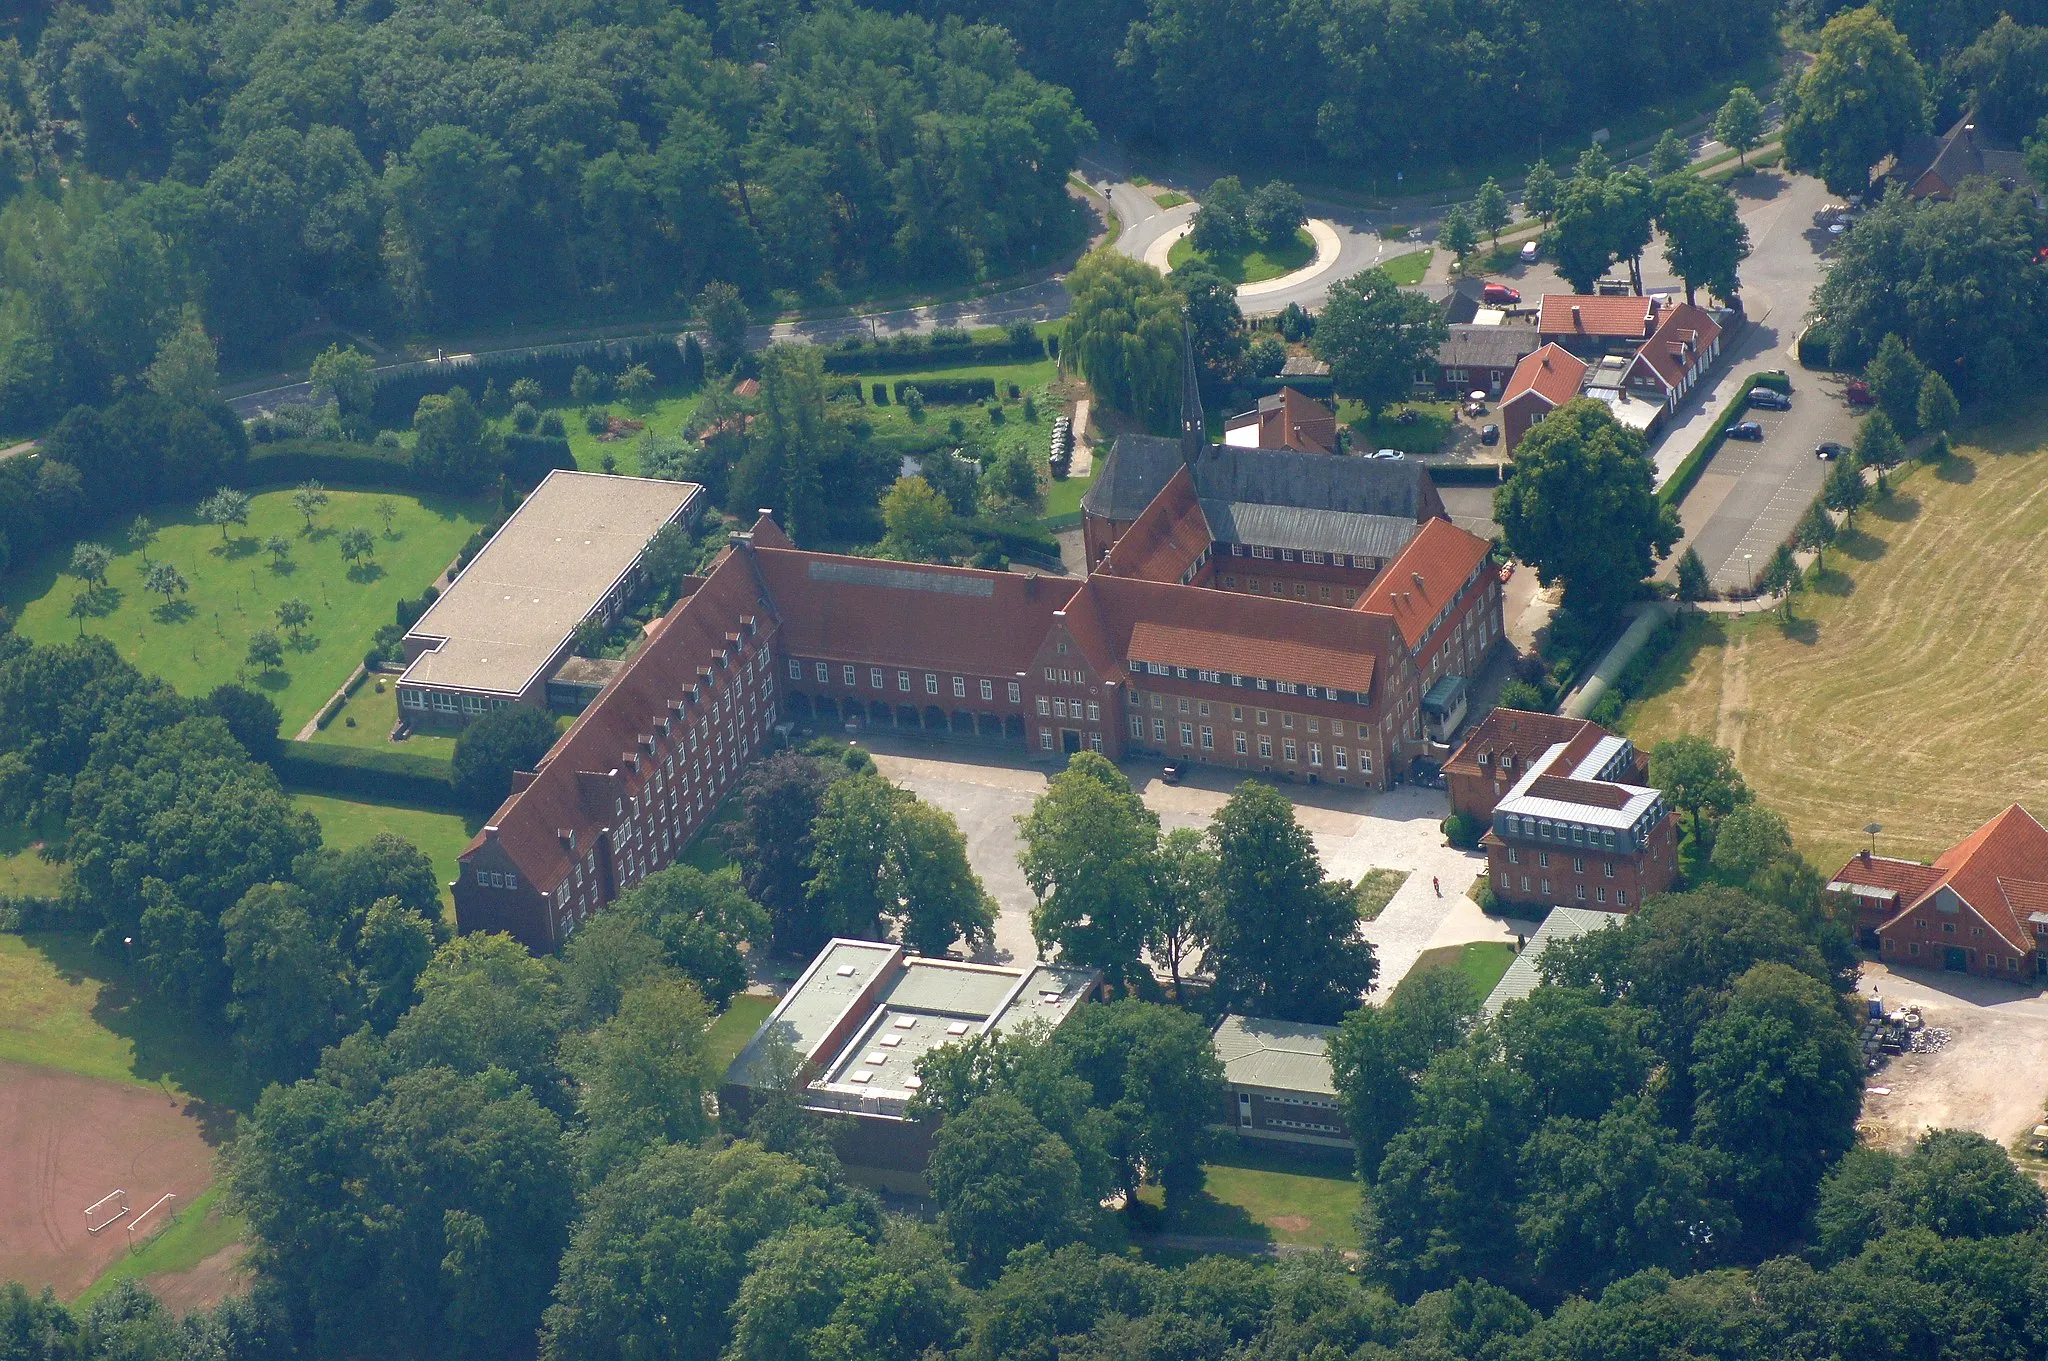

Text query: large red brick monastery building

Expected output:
[456,409,1505,949]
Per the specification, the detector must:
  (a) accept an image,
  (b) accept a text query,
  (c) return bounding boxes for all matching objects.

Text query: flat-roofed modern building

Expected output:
[398,470,701,726]
[721,939,1100,1190]
[1211,1014,1351,1152]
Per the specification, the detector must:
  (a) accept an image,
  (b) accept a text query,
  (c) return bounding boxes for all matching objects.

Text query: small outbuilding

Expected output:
[1211,1014,1352,1152]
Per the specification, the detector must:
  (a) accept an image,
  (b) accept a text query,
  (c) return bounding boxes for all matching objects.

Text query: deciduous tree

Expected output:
[1655,173,1751,304]
[1648,734,1749,848]
[927,1093,1089,1282]
[451,704,560,811]
[1019,751,1159,984]
[1310,267,1448,422]
[1782,8,1929,194]
[1714,87,1766,169]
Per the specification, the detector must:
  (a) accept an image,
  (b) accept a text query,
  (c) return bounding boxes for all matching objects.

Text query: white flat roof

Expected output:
[400,470,699,697]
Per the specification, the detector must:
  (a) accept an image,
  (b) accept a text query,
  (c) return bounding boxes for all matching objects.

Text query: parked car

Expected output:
[1747,388,1791,410]
[1482,282,1521,305]
[1520,240,1539,262]
[1728,421,1764,441]
[1815,441,1848,461]
[1161,763,1185,785]
[1845,379,1874,407]
[1480,423,1500,445]
[1371,448,1406,460]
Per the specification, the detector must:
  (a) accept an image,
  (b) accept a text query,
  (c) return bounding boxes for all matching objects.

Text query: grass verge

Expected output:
[308,681,458,760]
[1380,250,1433,286]
[1134,1142,1360,1248]
[707,994,776,1074]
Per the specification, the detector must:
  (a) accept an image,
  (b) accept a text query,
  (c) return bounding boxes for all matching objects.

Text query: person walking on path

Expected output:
[1432,876,1441,897]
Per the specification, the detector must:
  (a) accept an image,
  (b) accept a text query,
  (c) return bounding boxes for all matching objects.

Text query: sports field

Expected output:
[5,487,492,731]
[1627,404,2048,870]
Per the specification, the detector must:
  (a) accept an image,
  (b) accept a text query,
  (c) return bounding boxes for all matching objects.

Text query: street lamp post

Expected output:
[1744,553,1754,594]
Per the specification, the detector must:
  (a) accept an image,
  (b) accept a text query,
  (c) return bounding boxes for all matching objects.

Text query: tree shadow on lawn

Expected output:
[345,562,385,584]
[1867,491,1919,523]
[151,599,196,625]
[1934,454,1976,484]
[213,535,260,561]
[266,558,297,577]
[77,587,124,618]
[1126,1187,1271,1245]
[1779,615,1820,647]
[1808,562,1855,597]
[24,932,258,1135]
[252,668,291,693]
[1835,525,1887,562]
[1626,612,1728,710]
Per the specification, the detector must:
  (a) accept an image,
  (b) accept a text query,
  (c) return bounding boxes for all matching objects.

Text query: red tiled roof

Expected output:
[1538,295,1657,340]
[1630,302,1722,392]
[1101,465,1212,582]
[1527,774,1632,809]
[1127,620,1376,694]
[1444,708,1595,779]
[752,546,1080,678]
[1501,344,1589,410]
[1879,805,2048,953]
[1063,575,1397,699]
[473,540,777,894]
[1355,517,1494,649]
[1828,852,1944,901]
[1223,387,1337,454]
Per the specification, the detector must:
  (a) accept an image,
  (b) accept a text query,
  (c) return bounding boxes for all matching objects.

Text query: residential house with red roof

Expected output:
[1617,302,1722,413]
[1500,344,1589,455]
[1830,805,2048,979]
[1537,295,1660,357]
[1223,387,1339,454]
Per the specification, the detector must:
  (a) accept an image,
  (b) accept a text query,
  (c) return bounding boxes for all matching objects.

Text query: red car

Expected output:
[1483,282,1521,306]
[1845,379,1874,407]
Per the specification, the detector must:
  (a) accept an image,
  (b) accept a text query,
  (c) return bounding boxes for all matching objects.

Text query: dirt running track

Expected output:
[0,1060,218,1297]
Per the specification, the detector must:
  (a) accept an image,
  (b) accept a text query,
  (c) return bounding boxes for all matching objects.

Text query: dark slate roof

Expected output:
[1435,324,1542,371]
[1895,115,2039,194]
[1082,436,1448,524]
[1403,278,1488,325]
[1202,501,1421,559]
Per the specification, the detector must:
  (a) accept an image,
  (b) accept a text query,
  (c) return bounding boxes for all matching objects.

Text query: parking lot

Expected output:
[1675,378,1856,591]
[862,735,1521,998]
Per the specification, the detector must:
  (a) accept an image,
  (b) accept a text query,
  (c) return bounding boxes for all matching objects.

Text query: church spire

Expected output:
[1179,313,1205,464]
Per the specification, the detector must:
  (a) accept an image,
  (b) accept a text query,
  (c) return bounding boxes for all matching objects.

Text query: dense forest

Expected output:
[0,0,1092,428]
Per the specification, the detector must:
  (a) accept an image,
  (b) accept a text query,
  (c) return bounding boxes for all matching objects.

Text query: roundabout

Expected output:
[1132,205,1367,314]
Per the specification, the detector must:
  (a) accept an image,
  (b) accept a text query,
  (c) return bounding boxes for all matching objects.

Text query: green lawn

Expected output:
[1355,868,1410,921]
[73,1185,246,1308]
[1339,400,1455,455]
[308,680,458,760]
[1380,249,1433,285]
[1395,941,1517,1007]
[707,993,776,1075]
[7,488,493,732]
[1135,1142,1361,1248]
[537,390,708,474]
[0,809,68,897]
[845,357,1064,464]
[1042,464,1100,525]
[678,798,740,874]
[1151,190,1191,209]
[1169,229,1317,285]
[0,933,254,1110]
[290,791,479,919]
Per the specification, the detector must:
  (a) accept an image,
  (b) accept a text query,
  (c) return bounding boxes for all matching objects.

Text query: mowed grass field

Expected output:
[308,680,458,759]
[1396,941,1517,1006]
[1134,1142,1361,1248]
[290,792,479,922]
[6,488,493,732]
[1626,402,2048,871]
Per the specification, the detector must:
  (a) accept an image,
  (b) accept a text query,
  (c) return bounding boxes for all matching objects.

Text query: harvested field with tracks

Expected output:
[1626,402,2048,871]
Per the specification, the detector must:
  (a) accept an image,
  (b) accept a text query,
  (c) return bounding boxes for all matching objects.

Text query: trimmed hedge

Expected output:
[276,741,461,810]
[240,440,417,490]
[895,377,995,405]
[1658,370,1776,507]
[822,333,1044,375]
[366,335,693,425]
[503,433,576,488]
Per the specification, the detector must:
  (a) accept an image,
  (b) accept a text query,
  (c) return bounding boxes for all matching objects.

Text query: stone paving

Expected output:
[864,737,1514,1000]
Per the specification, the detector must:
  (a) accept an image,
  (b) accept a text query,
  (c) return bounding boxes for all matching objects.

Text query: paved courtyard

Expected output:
[863,735,1524,1000]
[1855,962,2048,1153]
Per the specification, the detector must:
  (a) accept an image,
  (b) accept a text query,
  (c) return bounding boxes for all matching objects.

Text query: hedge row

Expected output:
[236,436,573,496]
[0,894,67,932]
[821,333,1046,375]
[961,516,1060,561]
[1657,368,1782,508]
[276,742,461,811]
[897,378,996,405]
[366,334,695,425]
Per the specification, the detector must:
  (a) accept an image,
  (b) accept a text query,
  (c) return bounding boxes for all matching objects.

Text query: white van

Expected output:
[1519,240,1539,262]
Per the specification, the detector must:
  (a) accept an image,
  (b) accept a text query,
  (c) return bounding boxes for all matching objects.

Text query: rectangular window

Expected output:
[1360,750,1372,774]
[1053,698,1067,719]
[898,671,911,692]
[981,679,994,701]
[1309,743,1322,766]
[1178,723,1194,746]
[1041,730,1054,750]
[1201,726,1214,750]
[476,868,489,886]
[1153,718,1167,740]
[1538,851,1550,868]
[953,676,966,698]
[1576,886,1587,901]
[1334,748,1347,769]
[1617,890,1628,907]
[1574,857,1584,874]
[1604,863,1615,878]
[1284,739,1297,761]
[1508,848,1519,864]
[925,674,939,695]
[1037,697,1050,716]
[1597,888,1607,903]
[1283,714,1294,729]
[1008,682,1022,704]
[1179,697,1191,714]
[788,659,802,679]
[1090,733,1103,751]
[1259,736,1273,759]
[815,662,830,683]
[1131,716,1146,739]
[870,668,884,688]
[843,665,857,685]
[1257,710,1269,725]
[1235,732,1248,755]
[1086,702,1100,722]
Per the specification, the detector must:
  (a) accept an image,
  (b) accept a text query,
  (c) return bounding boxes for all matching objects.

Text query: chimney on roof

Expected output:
[1964,123,1976,147]
[1861,848,1872,862]
[1024,573,1038,598]
[557,828,576,851]
[1571,304,1582,322]
[1412,572,1425,588]
[511,770,536,795]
